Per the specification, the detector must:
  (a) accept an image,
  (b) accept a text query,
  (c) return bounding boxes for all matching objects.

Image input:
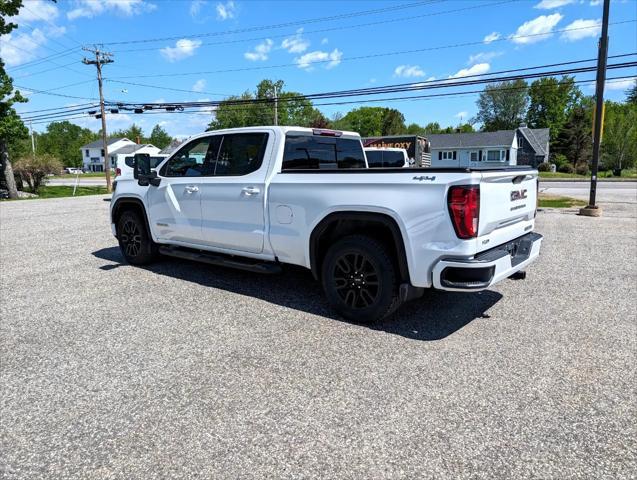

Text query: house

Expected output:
[80,138,136,172]
[428,127,549,168]
[158,138,185,156]
[108,143,161,171]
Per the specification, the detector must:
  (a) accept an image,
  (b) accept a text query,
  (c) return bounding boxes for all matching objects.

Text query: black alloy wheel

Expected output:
[117,210,158,265]
[321,235,401,323]
[333,252,380,309]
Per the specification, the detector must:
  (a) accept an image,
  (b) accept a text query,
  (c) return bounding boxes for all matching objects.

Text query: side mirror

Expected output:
[134,153,161,187]
[133,153,151,179]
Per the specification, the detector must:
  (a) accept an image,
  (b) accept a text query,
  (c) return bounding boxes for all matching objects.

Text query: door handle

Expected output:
[242,186,260,196]
[184,185,199,194]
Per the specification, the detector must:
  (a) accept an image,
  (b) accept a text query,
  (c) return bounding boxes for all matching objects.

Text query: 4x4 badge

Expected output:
[413,176,436,181]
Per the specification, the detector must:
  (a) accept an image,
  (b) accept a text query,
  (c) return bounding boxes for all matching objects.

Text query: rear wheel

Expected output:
[117,210,158,265]
[321,235,401,323]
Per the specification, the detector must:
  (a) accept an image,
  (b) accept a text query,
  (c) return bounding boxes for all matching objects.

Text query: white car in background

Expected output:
[364,147,410,168]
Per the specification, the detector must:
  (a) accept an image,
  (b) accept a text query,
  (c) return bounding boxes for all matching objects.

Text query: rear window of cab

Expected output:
[282,135,366,170]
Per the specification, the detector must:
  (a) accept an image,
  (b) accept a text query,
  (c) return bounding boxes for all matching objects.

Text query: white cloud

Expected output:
[190,0,205,17]
[216,0,236,20]
[534,0,574,9]
[484,32,501,44]
[0,29,47,66]
[394,65,425,78]
[468,51,502,65]
[450,63,491,78]
[426,76,436,81]
[560,18,601,41]
[160,39,202,62]
[0,25,68,67]
[281,29,309,54]
[67,0,156,20]
[605,78,636,91]
[295,48,342,70]
[321,38,329,45]
[244,39,273,61]
[590,0,601,5]
[192,79,206,92]
[15,0,59,23]
[510,13,563,44]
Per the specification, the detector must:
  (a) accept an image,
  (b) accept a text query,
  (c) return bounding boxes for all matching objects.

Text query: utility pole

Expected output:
[580,0,610,217]
[83,45,114,192]
[273,84,278,126]
[29,121,35,160]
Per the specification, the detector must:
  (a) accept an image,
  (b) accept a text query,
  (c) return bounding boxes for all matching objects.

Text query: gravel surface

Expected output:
[1,196,635,479]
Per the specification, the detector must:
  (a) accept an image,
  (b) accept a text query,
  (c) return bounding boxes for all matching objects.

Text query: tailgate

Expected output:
[477,169,537,252]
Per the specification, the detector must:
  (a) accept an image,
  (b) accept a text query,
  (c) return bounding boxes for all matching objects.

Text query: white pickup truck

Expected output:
[110,126,542,322]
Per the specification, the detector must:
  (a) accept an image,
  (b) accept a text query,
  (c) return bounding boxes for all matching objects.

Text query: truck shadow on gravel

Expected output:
[93,247,502,341]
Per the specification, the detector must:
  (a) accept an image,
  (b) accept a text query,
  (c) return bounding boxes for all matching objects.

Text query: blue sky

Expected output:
[4,0,636,138]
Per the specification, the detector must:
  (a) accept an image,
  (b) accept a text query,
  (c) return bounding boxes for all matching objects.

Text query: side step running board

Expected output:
[158,246,282,274]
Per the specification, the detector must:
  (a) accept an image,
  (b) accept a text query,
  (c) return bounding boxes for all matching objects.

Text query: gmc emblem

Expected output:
[511,189,528,201]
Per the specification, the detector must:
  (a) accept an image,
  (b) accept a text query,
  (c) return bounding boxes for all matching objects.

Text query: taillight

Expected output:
[115,167,121,176]
[312,128,342,137]
[448,185,480,239]
[535,177,539,218]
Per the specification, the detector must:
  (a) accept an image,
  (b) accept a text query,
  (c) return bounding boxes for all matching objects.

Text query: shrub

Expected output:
[13,154,63,193]
[537,162,551,172]
[552,153,568,168]
[558,163,575,174]
[575,164,590,176]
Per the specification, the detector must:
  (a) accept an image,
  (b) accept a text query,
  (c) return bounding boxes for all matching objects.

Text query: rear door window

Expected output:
[282,135,366,170]
[214,133,269,176]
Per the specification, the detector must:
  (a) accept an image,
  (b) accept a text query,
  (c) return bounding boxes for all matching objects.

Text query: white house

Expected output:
[80,137,137,172]
[428,127,549,168]
[108,143,161,173]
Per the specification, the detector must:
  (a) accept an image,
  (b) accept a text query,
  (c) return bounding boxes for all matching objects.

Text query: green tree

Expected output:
[0,0,27,199]
[526,76,580,143]
[333,107,406,136]
[149,124,172,149]
[405,122,425,135]
[626,80,637,105]
[554,102,593,167]
[475,80,528,131]
[209,79,319,130]
[111,123,144,143]
[601,101,637,170]
[38,121,98,167]
[456,123,475,133]
[423,122,442,134]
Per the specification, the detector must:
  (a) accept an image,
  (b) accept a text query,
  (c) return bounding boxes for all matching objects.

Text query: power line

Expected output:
[109,0,513,53]
[107,20,637,80]
[103,53,635,101]
[103,59,637,110]
[26,75,635,126]
[98,1,446,46]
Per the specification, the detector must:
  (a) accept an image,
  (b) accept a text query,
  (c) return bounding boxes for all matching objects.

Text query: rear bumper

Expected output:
[432,232,543,291]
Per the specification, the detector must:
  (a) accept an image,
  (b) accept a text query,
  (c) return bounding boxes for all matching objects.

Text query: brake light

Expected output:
[115,167,121,177]
[312,128,342,137]
[535,177,539,218]
[448,185,480,239]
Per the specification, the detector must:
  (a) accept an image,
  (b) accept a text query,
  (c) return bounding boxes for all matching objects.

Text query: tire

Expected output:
[321,235,402,323]
[117,209,158,265]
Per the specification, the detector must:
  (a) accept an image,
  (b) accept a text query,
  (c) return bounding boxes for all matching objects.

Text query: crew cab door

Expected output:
[147,135,220,244]
[199,131,272,253]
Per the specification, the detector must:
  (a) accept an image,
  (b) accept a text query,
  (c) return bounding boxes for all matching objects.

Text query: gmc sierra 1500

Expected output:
[110,126,542,322]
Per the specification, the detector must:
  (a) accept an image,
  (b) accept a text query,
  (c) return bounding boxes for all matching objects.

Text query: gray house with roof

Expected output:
[428,127,549,168]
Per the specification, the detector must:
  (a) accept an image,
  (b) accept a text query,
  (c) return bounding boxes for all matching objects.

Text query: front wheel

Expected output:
[321,235,401,323]
[117,210,158,265]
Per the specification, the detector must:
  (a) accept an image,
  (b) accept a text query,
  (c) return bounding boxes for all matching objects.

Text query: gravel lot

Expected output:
[1,196,635,479]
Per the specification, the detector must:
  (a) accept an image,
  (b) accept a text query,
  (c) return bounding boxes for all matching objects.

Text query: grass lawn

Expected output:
[538,194,587,208]
[51,172,108,179]
[539,170,637,180]
[29,186,108,199]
